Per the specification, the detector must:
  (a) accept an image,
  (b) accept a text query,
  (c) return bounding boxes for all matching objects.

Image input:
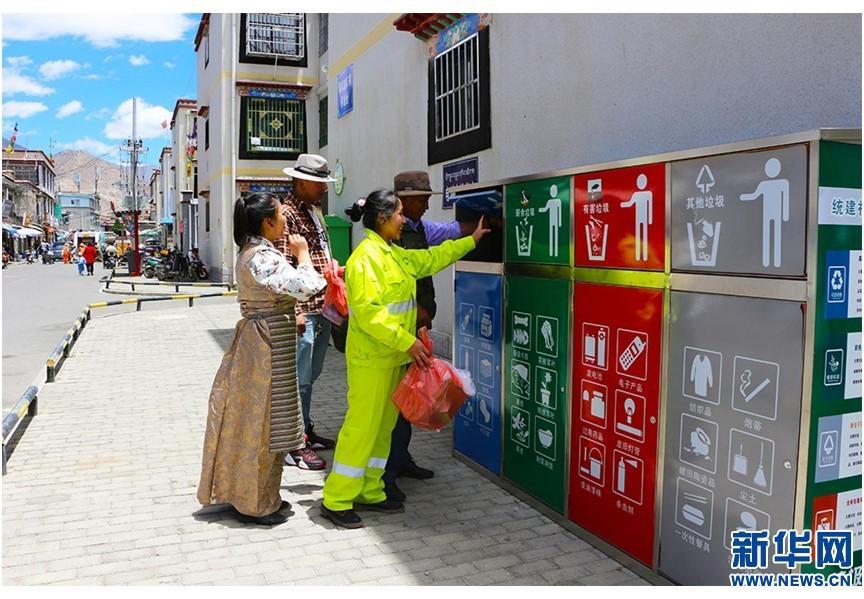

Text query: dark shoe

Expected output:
[285,445,326,470]
[354,498,405,513]
[384,482,406,503]
[401,460,434,480]
[321,505,363,529]
[307,423,335,450]
[234,501,291,526]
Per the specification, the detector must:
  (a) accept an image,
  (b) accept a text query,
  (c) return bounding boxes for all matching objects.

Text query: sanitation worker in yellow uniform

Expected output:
[321,189,490,529]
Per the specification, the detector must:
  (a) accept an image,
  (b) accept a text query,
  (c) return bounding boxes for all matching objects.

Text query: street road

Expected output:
[1,260,233,411]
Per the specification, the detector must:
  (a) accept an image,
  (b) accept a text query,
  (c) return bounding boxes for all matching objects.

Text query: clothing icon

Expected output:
[619,173,653,262]
[683,347,722,404]
[538,184,563,258]
[739,157,790,268]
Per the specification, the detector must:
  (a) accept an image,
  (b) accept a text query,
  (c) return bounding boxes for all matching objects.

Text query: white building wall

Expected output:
[196,13,324,283]
[325,12,862,353]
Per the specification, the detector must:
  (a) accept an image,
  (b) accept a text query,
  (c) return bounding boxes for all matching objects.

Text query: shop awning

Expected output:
[17,227,43,238]
[2,223,20,236]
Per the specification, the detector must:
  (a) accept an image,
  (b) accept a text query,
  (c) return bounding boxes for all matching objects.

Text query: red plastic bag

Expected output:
[322,259,348,325]
[392,329,474,431]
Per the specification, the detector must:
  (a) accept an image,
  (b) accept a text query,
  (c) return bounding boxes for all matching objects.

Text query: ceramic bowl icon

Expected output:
[538,429,553,448]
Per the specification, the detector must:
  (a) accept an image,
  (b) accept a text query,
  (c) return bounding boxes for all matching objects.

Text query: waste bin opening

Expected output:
[455,187,503,262]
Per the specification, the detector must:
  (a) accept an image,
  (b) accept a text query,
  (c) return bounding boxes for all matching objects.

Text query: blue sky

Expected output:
[2,13,201,168]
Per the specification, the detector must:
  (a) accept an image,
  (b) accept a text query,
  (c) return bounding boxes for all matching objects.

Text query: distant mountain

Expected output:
[53,150,156,219]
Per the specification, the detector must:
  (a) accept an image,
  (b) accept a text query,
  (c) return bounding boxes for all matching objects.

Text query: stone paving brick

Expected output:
[2,303,647,586]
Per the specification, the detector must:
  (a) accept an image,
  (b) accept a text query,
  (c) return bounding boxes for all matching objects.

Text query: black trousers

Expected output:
[86,262,94,275]
[383,414,412,484]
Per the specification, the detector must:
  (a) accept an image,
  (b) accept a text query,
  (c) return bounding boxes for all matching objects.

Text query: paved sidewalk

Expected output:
[2,303,648,585]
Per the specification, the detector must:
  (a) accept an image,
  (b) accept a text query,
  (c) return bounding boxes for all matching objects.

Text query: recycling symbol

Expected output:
[831,270,844,291]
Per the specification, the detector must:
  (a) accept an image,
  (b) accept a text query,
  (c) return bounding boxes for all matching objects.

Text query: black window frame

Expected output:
[318,13,328,56]
[318,95,328,149]
[239,13,308,68]
[204,118,210,150]
[205,199,210,232]
[426,26,491,166]
[204,28,210,68]
[238,95,308,161]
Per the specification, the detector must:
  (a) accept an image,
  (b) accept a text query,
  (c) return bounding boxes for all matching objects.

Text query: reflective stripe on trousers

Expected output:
[322,364,405,511]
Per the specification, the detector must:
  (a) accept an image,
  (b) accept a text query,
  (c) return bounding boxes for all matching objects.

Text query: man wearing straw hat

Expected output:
[277,154,338,471]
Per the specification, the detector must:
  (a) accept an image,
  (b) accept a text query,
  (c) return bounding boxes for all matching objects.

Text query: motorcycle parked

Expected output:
[142,255,161,279]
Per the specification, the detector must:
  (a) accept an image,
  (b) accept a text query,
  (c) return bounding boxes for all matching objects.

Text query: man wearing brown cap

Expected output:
[383,170,475,502]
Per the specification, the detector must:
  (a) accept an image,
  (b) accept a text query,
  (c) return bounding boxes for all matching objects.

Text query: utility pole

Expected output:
[121,98,148,276]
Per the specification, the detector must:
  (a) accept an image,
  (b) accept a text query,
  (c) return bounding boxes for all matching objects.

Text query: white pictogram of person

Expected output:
[739,157,789,268]
[539,184,562,257]
[619,173,653,261]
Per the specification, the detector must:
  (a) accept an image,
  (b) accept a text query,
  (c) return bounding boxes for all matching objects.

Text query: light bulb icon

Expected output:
[624,398,636,424]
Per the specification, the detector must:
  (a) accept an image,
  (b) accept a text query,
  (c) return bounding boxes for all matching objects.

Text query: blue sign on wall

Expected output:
[454,271,502,474]
[337,64,354,118]
[825,250,857,320]
[442,157,479,210]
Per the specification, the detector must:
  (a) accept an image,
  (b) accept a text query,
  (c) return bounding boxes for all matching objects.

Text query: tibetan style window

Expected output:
[240,13,307,67]
[427,27,490,165]
[239,95,307,160]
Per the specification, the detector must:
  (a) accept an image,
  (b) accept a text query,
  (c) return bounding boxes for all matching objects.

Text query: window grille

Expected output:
[246,13,305,60]
[245,97,306,154]
[318,14,328,56]
[318,96,328,148]
[433,33,480,142]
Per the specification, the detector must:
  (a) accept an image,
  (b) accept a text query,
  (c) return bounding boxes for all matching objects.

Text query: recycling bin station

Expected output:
[447,129,861,585]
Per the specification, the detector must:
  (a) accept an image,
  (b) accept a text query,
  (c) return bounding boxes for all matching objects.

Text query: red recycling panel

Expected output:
[569,282,664,565]
[574,163,666,270]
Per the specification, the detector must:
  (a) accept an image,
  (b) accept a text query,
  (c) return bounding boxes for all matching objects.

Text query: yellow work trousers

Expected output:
[322,364,405,511]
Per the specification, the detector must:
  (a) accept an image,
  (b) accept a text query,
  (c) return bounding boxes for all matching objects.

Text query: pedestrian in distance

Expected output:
[76,242,86,276]
[197,192,326,526]
[276,154,339,472]
[319,189,489,529]
[62,242,71,264]
[82,242,97,276]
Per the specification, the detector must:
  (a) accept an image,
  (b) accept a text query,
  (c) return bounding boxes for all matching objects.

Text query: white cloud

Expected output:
[57,100,84,119]
[3,71,55,96]
[163,62,175,70]
[129,55,150,67]
[3,101,49,118]
[59,137,115,155]
[39,59,82,81]
[3,14,196,48]
[83,74,102,80]
[104,98,172,140]
[6,56,33,67]
[85,107,111,121]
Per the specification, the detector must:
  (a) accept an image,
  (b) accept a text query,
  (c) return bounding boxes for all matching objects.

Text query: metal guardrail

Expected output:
[3,288,237,474]
[2,386,38,475]
[99,274,234,293]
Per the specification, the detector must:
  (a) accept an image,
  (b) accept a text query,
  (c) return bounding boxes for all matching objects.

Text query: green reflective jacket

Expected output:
[344,229,475,368]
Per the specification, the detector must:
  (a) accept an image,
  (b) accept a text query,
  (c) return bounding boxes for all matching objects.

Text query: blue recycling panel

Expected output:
[454,271,503,474]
